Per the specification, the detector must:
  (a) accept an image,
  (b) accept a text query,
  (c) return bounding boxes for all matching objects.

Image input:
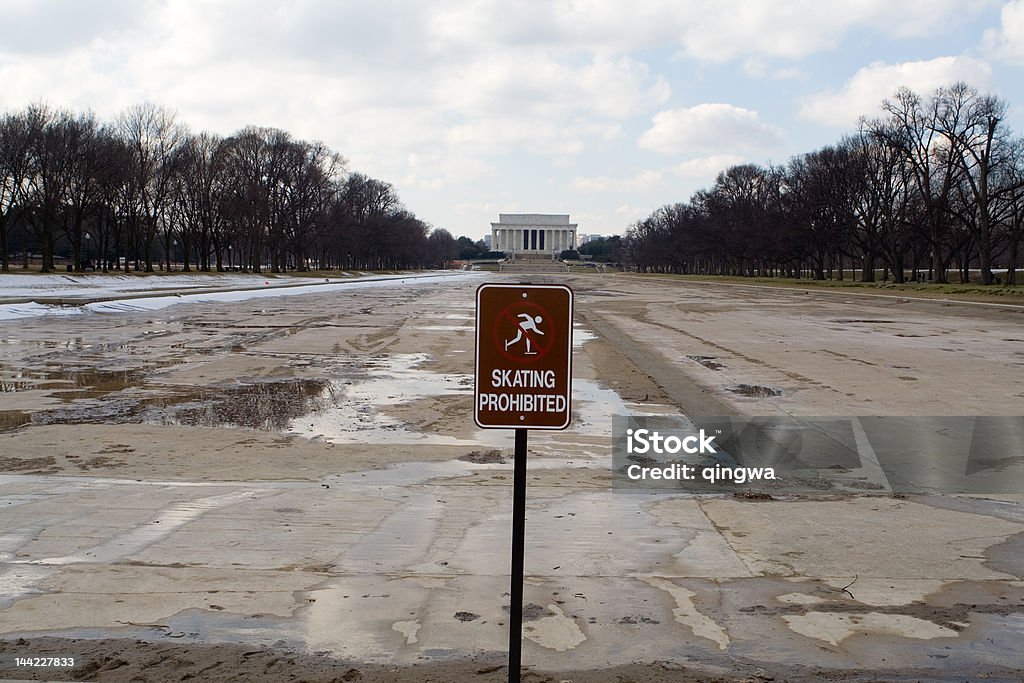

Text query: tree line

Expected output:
[626,83,1024,285]
[0,102,461,273]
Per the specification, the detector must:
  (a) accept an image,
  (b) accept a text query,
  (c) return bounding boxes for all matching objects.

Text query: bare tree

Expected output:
[996,139,1024,284]
[62,111,108,271]
[0,109,34,271]
[868,87,963,282]
[848,131,918,282]
[89,129,133,273]
[786,147,859,280]
[280,140,345,271]
[117,103,187,272]
[175,132,232,271]
[425,227,459,268]
[22,104,79,273]
[0,99,485,275]
[935,84,1016,285]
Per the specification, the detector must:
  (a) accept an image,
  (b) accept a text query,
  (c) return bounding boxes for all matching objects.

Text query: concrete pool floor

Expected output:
[0,273,1021,681]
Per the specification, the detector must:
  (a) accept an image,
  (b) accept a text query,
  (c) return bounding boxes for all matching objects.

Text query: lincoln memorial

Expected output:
[490,214,577,258]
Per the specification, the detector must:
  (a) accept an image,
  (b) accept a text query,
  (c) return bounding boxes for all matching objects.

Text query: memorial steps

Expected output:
[498,257,570,274]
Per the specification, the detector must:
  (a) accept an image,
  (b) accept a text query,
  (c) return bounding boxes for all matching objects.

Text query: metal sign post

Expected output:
[474,283,573,683]
[508,427,528,682]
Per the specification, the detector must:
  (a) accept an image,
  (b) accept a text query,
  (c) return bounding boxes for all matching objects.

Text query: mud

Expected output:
[686,355,726,370]
[459,450,507,464]
[727,383,783,398]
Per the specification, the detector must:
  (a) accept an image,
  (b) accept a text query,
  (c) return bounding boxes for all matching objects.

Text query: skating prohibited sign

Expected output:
[474,283,573,429]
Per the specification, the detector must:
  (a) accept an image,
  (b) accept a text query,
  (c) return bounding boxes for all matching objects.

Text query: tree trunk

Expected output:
[978,225,993,285]
[41,226,55,273]
[182,234,192,272]
[861,255,874,282]
[70,216,84,273]
[144,217,156,272]
[0,214,9,272]
[1006,234,1017,286]
[163,231,172,272]
[930,219,946,284]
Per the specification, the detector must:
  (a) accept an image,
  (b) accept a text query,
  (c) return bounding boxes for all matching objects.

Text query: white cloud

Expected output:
[0,0,1009,242]
[772,67,808,80]
[743,59,808,80]
[672,0,976,63]
[572,170,664,193]
[0,1,676,200]
[638,104,781,156]
[983,0,1024,64]
[435,52,669,121]
[799,56,994,127]
[0,0,148,56]
[673,155,747,178]
[611,204,655,228]
[455,202,500,216]
[429,1,977,64]
[566,210,634,236]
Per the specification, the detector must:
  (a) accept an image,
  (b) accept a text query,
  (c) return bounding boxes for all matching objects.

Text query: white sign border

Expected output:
[473,282,574,430]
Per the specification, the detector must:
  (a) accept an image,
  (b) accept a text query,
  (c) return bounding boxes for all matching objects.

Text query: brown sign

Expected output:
[474,283,574,429]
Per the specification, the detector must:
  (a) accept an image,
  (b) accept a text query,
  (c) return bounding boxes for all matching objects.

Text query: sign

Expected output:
[474,283,573,429]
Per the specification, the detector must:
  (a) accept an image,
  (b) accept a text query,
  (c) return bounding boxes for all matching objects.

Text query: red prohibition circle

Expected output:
[492,300,557,364]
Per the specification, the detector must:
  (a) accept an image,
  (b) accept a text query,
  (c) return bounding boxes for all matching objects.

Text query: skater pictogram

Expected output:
[505,313,544,355]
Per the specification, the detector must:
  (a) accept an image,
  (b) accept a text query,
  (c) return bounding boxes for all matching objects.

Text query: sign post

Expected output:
[474,283,573,683]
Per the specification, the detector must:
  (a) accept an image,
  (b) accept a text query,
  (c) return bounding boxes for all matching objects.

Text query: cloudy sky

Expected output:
[2,1,1022,241]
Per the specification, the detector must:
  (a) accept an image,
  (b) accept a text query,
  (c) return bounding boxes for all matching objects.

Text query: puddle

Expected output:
[53,368,146,401]
[728,384,783,398]
[0,366,138,397]
[11,350,629,452]
[1,377,63,393]
[27,377,335,432]
[686,355,725,370]
[573,325,597,347]
[306,365,629,452]
[289,353,503,447]
[166,379,334,431]
[6,322,637,453]
[0,411,31,432]
[0,365,144,401]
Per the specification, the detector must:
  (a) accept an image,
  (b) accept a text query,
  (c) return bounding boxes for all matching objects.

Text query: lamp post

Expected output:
[227,245,232,271]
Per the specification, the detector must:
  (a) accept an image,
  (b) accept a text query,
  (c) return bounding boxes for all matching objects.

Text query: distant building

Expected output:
[490,214,577,258]
[580,233,603,246]
[482,234,492,249]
